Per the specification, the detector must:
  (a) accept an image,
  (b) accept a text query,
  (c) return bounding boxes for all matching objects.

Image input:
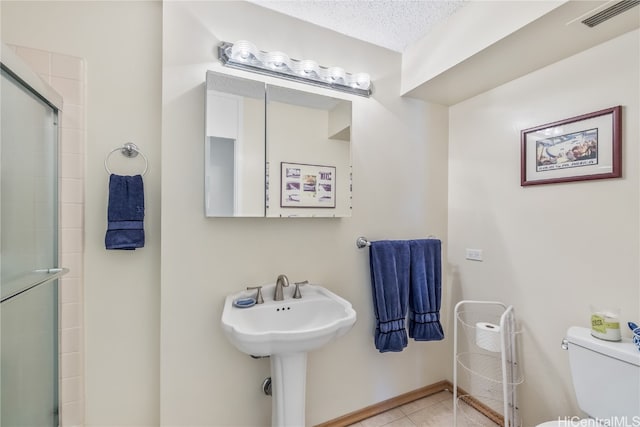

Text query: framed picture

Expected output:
[281,162,336,208]
[520,106,622,186]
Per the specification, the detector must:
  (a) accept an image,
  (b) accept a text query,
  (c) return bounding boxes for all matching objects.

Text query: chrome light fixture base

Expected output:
[218,41,372,98]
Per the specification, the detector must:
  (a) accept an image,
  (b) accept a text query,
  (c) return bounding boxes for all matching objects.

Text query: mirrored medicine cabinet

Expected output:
[205,70,352,218]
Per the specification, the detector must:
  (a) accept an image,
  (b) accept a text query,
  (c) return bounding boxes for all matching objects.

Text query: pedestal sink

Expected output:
[221,283,357,426]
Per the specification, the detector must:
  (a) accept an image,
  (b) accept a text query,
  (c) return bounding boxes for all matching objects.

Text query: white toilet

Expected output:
[537,326,640,426]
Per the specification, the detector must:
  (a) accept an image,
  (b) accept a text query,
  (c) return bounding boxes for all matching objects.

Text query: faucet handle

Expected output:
[292,281,309,299]
[247,286,264,304]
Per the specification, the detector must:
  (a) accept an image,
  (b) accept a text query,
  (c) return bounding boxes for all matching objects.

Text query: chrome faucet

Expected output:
[274,274,289,301]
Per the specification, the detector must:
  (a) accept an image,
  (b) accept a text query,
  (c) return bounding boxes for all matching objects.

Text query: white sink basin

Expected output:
[221,283,356,356]
[221,282,356,426]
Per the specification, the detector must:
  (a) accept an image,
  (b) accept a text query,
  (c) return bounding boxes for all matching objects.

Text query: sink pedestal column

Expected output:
[270,352,307,427]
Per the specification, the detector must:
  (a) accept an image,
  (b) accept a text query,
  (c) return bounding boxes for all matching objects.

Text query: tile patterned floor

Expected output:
[346,391,499,427]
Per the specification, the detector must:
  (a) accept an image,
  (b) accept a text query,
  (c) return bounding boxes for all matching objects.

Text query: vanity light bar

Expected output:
[218,41,372,98]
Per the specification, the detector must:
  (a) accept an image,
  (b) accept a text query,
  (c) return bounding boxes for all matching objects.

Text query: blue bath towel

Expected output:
[369,240,410,352]
[408,239,444,341]
[105,174,145,250]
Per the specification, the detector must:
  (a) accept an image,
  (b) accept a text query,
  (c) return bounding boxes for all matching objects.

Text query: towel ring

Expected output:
[104,143,148,176]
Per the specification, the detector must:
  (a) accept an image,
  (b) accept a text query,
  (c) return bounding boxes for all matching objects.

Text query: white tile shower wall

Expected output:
[11,45,86,427]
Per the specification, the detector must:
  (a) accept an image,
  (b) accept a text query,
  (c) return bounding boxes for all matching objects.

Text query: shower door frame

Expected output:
[0,46,63,112]
[1,44,65,426]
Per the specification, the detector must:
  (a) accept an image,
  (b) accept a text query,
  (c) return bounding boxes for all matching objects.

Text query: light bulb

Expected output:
[351,72,371,90]
[293,59,319,77]
[230,40,258,63]
[326,67,346,84]
[265,51,291,71]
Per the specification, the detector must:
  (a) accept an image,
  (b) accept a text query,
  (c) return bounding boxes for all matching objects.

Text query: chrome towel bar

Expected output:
[356,235,439,249]
[356,236,371,248]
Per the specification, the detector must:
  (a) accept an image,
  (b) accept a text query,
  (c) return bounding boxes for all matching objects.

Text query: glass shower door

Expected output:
[1,66,60,426]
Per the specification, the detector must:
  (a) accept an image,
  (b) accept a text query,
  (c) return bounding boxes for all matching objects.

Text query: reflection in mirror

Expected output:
[266,86,352,217]
[205,71,352,218]
[205,71,265,217]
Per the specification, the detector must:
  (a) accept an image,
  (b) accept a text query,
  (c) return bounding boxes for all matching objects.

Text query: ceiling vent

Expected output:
[581,0,640,27]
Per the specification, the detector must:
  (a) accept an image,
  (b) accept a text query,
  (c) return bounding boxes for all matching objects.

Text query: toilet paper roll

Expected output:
[591,312,622,342]
[475,322,501,352]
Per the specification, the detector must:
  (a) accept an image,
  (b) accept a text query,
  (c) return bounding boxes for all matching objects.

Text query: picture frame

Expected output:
[280,162,336,208]
[520,106,622,186]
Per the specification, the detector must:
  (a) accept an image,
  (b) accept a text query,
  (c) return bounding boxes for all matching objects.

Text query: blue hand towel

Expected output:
[105,174,145,250]
[408,239,444,341]
[369,240,410,352]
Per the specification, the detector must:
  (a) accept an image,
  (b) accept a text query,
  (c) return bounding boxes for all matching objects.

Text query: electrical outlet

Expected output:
[465,248,483,261]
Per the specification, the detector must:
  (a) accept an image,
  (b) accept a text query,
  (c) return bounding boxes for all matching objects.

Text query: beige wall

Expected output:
[448,29,640,426]
[1,1,162,426]
[162,2,450,426]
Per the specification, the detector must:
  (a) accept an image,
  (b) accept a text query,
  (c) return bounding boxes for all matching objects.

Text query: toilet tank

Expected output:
[566,326,640,420]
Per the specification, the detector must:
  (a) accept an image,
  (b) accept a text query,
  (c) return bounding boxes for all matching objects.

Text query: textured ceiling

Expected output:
[248,0,468,52]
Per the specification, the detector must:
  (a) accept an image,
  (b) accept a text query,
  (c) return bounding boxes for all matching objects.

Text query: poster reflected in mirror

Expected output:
[281,162,336,208]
